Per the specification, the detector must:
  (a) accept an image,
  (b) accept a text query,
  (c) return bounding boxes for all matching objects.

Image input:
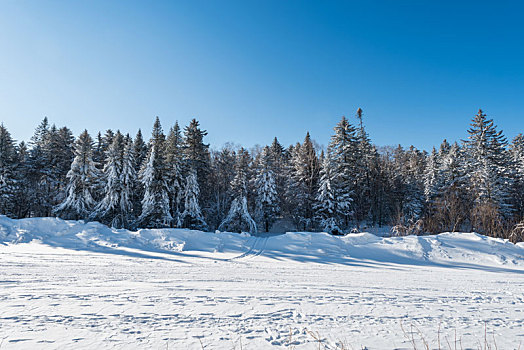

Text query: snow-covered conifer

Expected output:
[136,118,172,228]
[315,153,341,234]
[54,130,98,220]
[219,148,257,233]
[255,146,279,232]
[180,168,207,230]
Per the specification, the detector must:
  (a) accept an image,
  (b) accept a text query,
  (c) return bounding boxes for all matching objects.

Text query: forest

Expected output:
[0,108,523,242]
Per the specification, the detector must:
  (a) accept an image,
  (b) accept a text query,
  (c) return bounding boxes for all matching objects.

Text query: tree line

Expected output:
[0,109,523,242]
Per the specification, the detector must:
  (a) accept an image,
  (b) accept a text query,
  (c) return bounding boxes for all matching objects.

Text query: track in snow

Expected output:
[227,235,269,261]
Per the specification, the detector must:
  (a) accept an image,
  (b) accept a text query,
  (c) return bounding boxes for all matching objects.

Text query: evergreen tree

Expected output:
[54,130,98,220]
[180,168,207,230]
[136,118,172,228]
[288,133,320,230]
[165,122,184,226]
[353,108,376,226]
[315,152,341,234]
[121,135,137,227]
[463,109,513,219]
[423,147,440,202]
[254,146,279,232]
[328,117,358,229]
[510,134,524,218]
[207,145,237,229]
[90,132,129,228]
[27,117,53,216]
[219,148,257,233]
[0,124,18,216]
[132,129,148,217]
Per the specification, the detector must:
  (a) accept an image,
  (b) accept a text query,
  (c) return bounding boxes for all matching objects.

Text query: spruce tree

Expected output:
[315,152,341,234]
[136,118,172,228]
[54,130,98,220]
[90,132,129,228]
[254,146,279,232]
[219,148,257,233]
[180,168,207,230]
[165,122,184,226]
[328,117,358,229]
[0,124,18,216]
[463,109,513,220]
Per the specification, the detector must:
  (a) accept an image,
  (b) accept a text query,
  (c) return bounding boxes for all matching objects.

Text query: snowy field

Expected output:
[1,217,524,349]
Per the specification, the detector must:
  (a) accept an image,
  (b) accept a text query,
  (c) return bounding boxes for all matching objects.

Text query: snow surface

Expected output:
[0,216,523,349]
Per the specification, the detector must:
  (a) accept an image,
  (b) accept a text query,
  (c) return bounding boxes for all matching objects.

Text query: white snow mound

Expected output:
[0,215,523,269]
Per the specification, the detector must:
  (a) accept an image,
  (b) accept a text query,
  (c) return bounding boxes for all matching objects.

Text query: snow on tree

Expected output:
[0,124,18,216]
[207,145,236,229]
[121,136,137,226]
[353,108,377,225]
[510,134,524,218]
[286,133,320,231]
[423,147,440,202]
[90,132,134,228]
[180,168,207,230]
[132,129,148,217]
[166,122,184,227]
[328,117,358,228]
[219,148,257,233]
[315,152,341,234]
[136,118,172,228]
[54,130,98,220]
[254,146,279,232]
[463,109,513,217]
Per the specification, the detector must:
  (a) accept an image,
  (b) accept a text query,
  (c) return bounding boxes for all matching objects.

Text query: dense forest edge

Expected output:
[0,108,523,243]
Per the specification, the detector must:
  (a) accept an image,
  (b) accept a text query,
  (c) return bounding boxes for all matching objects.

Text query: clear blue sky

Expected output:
[1,1,523,150]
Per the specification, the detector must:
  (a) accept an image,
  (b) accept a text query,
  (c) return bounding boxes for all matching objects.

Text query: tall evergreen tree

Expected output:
[90,132,129,227]
[315,152,341,234]
[353,108,376,226]
[328,117,358,229]
[207,145,237,229]
[219,148,257,233]
[254,146,279,232]
[54,130,98,220]
[0,124,18,216]
[180,168,207,230]
[463,109,513,220]
[165,122,184,226]
[136,118,172,228]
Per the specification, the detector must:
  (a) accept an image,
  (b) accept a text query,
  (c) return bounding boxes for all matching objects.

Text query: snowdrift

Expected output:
[0,215,523,269]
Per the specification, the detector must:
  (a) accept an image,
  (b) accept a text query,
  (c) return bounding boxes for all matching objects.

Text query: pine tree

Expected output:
[121,135,137,227]
[315,152,341,234]
[0,124,18,216]
[132,129,148,217]
[183,119,210,178]
[353,108,376,226]
[180,168,207,230]
[207,145,237,229]
[136,118,172,228]
[90,132,129,228]
[27,117,53,216]
[510,134,524,218]
[328,117,358,229]
[269,137,287,213]
[463,109,513,219]
[254,146,279,232]
[288,133,320,230]
[423,147,440,202]
[54,130,98,220]
[165,122,184,226]
[219,148,257,233]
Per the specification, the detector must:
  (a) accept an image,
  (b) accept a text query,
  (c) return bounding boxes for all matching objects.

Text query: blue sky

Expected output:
[1,1,523,150]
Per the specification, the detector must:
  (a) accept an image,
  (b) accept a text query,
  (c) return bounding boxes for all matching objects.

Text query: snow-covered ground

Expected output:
[0,216,523,349]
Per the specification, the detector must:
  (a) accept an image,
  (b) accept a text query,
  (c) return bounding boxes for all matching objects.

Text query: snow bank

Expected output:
[0,215,523,269]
